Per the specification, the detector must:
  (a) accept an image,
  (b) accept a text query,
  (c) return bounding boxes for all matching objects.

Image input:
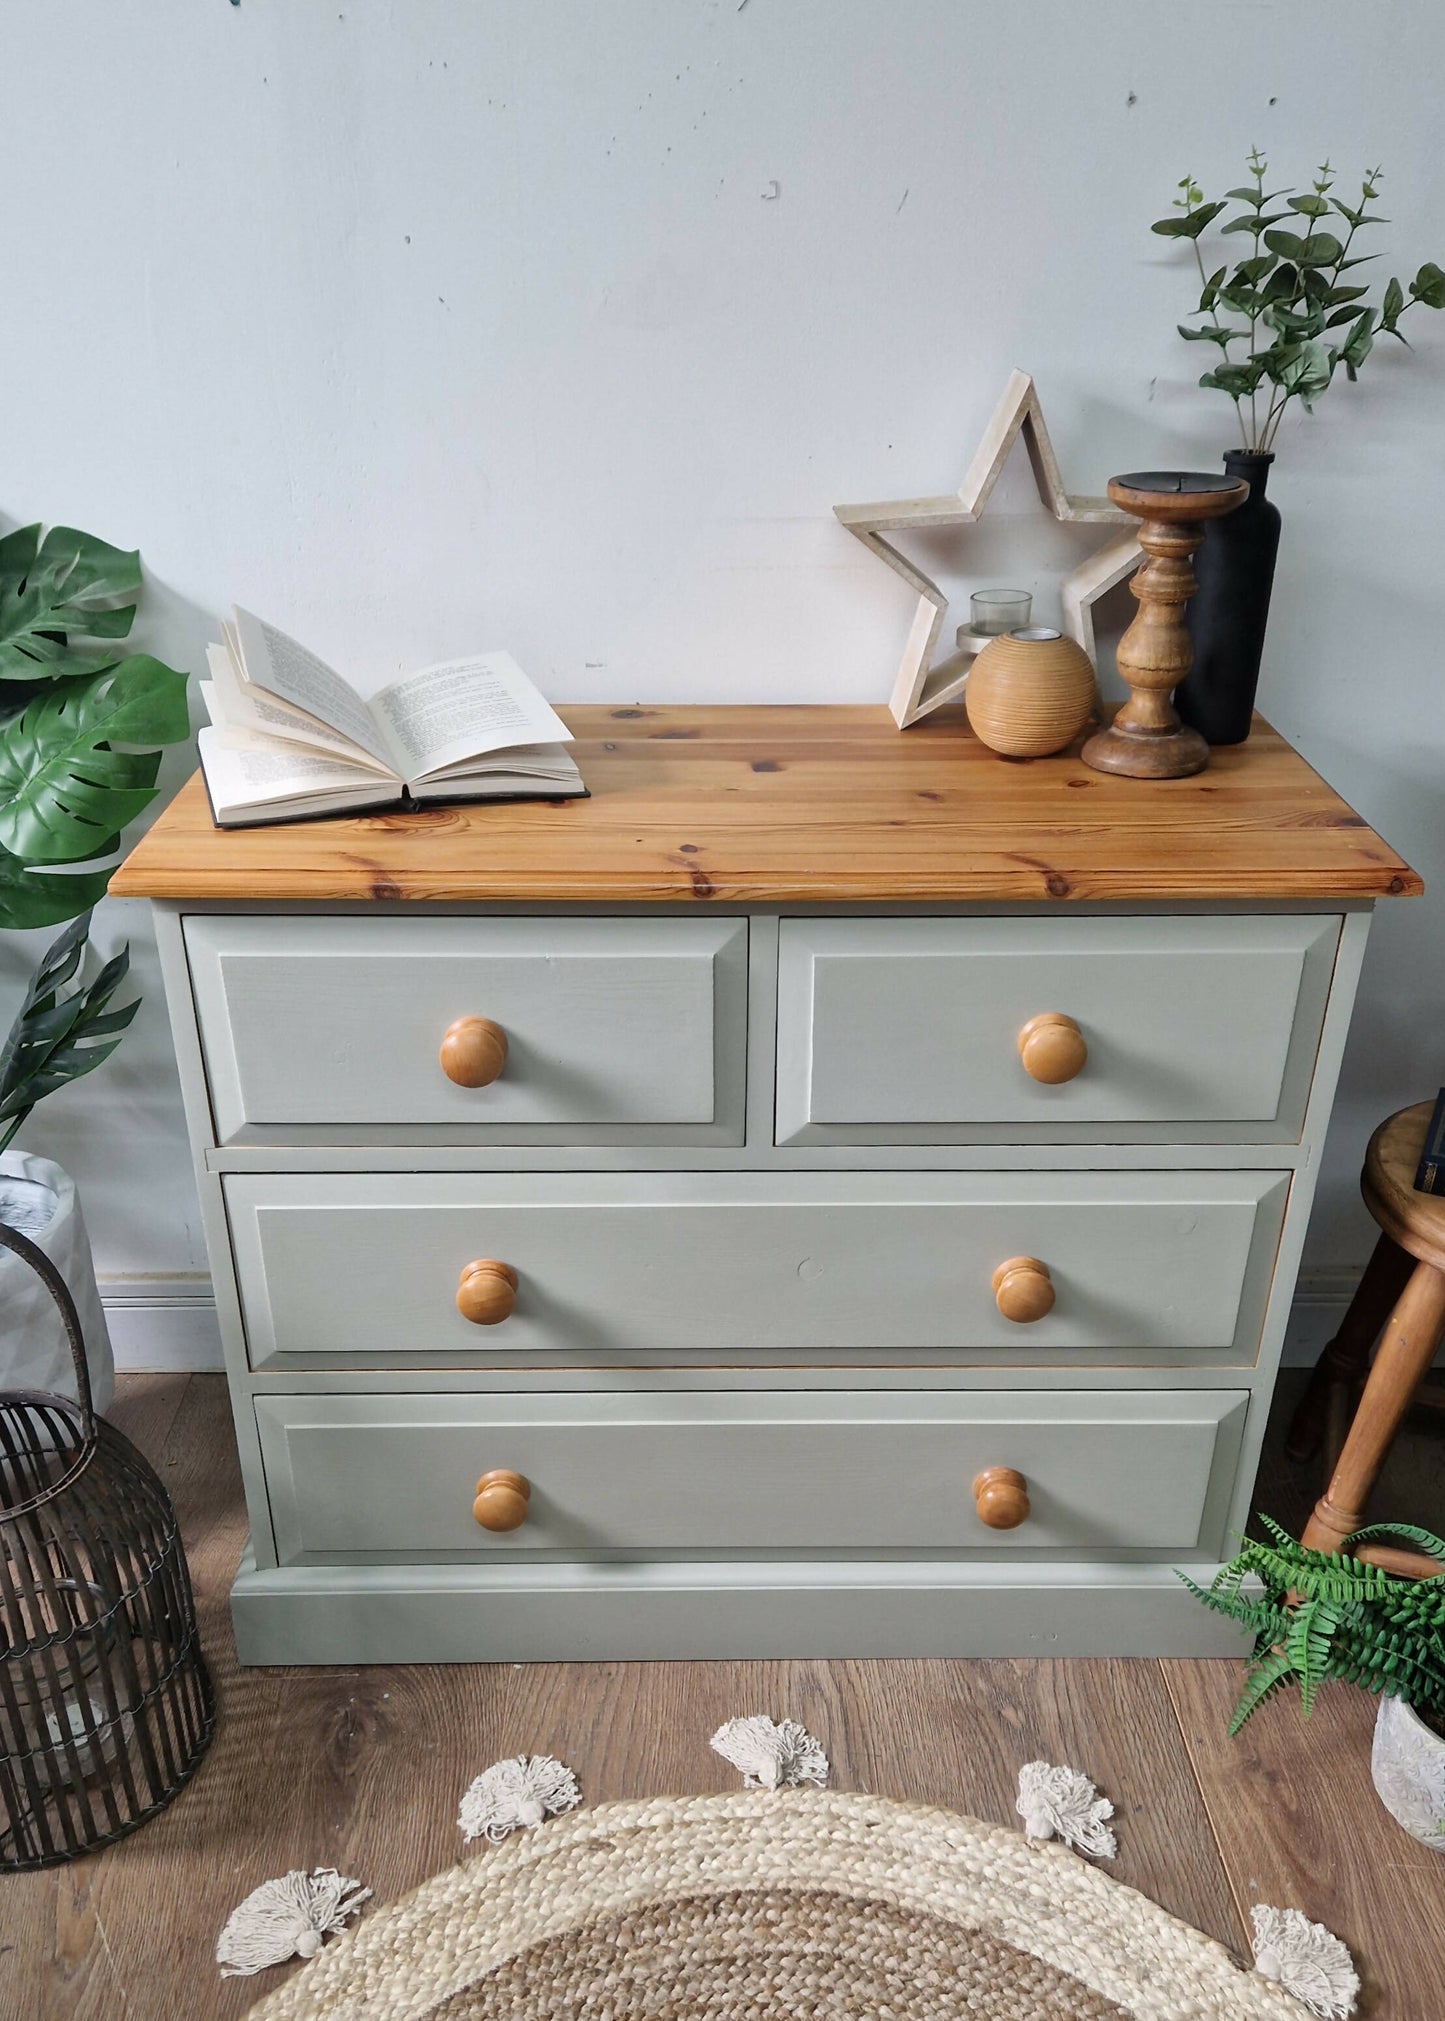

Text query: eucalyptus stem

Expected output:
[1247,155,1264,447]
[1189,230,1245,444]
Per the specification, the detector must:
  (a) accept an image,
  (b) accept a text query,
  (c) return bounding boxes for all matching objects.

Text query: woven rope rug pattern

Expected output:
[249,1787,1305,2020]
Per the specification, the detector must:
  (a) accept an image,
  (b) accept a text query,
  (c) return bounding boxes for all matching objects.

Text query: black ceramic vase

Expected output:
[1176,448,1281,745]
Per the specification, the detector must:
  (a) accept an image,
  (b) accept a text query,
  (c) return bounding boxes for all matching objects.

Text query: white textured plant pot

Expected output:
[0,1149,114,1412]
[1372,1693,1445,1850]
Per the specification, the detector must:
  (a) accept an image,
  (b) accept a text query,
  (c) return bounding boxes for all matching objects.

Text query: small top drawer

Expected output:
[776,915,1339,1144]
[186,915,748,1146]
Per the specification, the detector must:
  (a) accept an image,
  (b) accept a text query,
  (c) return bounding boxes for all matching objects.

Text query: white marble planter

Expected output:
[0,1149,113,1411]
[1372,1693,1445,1850]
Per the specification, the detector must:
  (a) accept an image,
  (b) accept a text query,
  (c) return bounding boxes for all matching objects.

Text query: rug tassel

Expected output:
[710,1715,829,1790]
[458,1753,582,1844]
[1251,1905,1359,2019]
[1016,1760,1117,1858]
[216,1868,370,1978]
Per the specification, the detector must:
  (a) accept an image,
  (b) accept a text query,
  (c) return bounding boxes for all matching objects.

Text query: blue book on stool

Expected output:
[1415,1087,1445,1195]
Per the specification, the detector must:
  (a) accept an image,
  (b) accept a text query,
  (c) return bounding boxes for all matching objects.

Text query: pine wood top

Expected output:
[109,704,1420,905]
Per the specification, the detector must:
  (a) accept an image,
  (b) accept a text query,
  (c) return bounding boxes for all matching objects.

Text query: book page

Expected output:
[425,741,580,782]
[231,607,393,768]
[205,645,394,773]
[197,726,391,819]
[369,652,570,780]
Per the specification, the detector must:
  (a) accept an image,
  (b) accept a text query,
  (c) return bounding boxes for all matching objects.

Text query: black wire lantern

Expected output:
[0,1220,214,1869]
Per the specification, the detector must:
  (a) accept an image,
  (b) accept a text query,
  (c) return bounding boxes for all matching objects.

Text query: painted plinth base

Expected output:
[230,1547,1249,1665]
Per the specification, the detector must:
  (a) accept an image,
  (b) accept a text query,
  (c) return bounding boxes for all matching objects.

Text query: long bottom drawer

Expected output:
[255,1388,1249,1565]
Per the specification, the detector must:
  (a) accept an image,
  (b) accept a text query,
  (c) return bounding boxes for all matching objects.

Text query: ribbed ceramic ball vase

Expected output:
[964,627,1096,758]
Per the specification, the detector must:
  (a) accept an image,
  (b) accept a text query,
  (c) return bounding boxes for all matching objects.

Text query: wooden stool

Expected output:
[1290,1102,1445,1575]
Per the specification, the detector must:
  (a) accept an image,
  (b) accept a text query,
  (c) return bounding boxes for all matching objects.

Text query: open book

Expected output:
[197,607,585,826]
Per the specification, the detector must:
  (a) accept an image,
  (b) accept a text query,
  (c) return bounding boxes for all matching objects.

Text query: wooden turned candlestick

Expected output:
[1081,470,1249,780]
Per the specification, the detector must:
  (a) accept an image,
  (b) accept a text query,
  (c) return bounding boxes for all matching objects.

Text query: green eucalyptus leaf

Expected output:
[1254,334,1302,367]
[1341,310,1375,370]
[1263,303,1324,337]
[1223,211,1287,238]
[1278,337,1334,404]
[1200,360,1266,397]
[1215,287,1260,318]
[1156,201,1225,241]
[0,526,141,682]
[0,848,112,931]
[1410,261,1445,308]
[0,655,189,865]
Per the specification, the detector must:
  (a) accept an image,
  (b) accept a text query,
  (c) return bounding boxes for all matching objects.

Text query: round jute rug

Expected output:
[248,1788,1304,2020]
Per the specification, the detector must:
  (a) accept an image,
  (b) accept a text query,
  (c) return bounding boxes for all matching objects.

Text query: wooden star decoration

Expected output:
[835,369,1140,727]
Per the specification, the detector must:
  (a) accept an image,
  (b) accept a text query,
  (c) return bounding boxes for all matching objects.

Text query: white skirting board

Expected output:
[102,1276,224,1371]
[101,1270,1359,1375]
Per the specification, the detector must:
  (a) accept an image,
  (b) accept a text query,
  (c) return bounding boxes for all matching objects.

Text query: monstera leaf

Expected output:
[0,913,138,1154]
[0,845,111,932]
[0,656,190,865]
[0,523,143,681]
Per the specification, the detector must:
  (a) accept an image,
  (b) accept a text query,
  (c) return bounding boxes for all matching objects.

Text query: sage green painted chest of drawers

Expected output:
[112,704,1419,1663]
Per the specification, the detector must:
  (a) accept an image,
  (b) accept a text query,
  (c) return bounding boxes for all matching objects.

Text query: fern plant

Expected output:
[1180,1515,1445,1735]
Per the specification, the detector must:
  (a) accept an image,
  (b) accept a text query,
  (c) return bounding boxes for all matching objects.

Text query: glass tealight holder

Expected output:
[970,589,1032,637]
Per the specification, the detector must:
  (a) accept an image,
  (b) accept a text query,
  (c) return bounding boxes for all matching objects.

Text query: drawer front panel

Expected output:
[227,1170,1288,1366]
[186,914,748,1145]
[776,916,1339,1144]
[255,1388,1249,1563]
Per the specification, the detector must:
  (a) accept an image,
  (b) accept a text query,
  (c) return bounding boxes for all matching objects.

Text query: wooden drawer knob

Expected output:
[992,1256,1055,1324]
[1017,1013,1087,1085]
[456,1259,518,1325]
[473,1469,530,1531]
[973,1466,1030,1530]
[440,1016,508,1088]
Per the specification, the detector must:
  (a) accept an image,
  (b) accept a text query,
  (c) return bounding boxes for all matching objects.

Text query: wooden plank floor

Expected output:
[10,1373,1445,2020]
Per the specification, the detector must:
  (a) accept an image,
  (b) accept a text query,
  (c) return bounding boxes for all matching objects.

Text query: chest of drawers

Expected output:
[112,705,1418,1663]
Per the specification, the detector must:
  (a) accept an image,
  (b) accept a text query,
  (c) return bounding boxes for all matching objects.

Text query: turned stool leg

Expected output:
[1285,1233,1415,1466]
[1301,1260,1445,1554]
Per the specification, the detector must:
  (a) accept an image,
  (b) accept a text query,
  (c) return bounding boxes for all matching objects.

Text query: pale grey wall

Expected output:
[1,0,1441,1279]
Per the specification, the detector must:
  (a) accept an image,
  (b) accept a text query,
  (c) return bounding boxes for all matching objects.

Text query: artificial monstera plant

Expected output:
[0,523,190,1136]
